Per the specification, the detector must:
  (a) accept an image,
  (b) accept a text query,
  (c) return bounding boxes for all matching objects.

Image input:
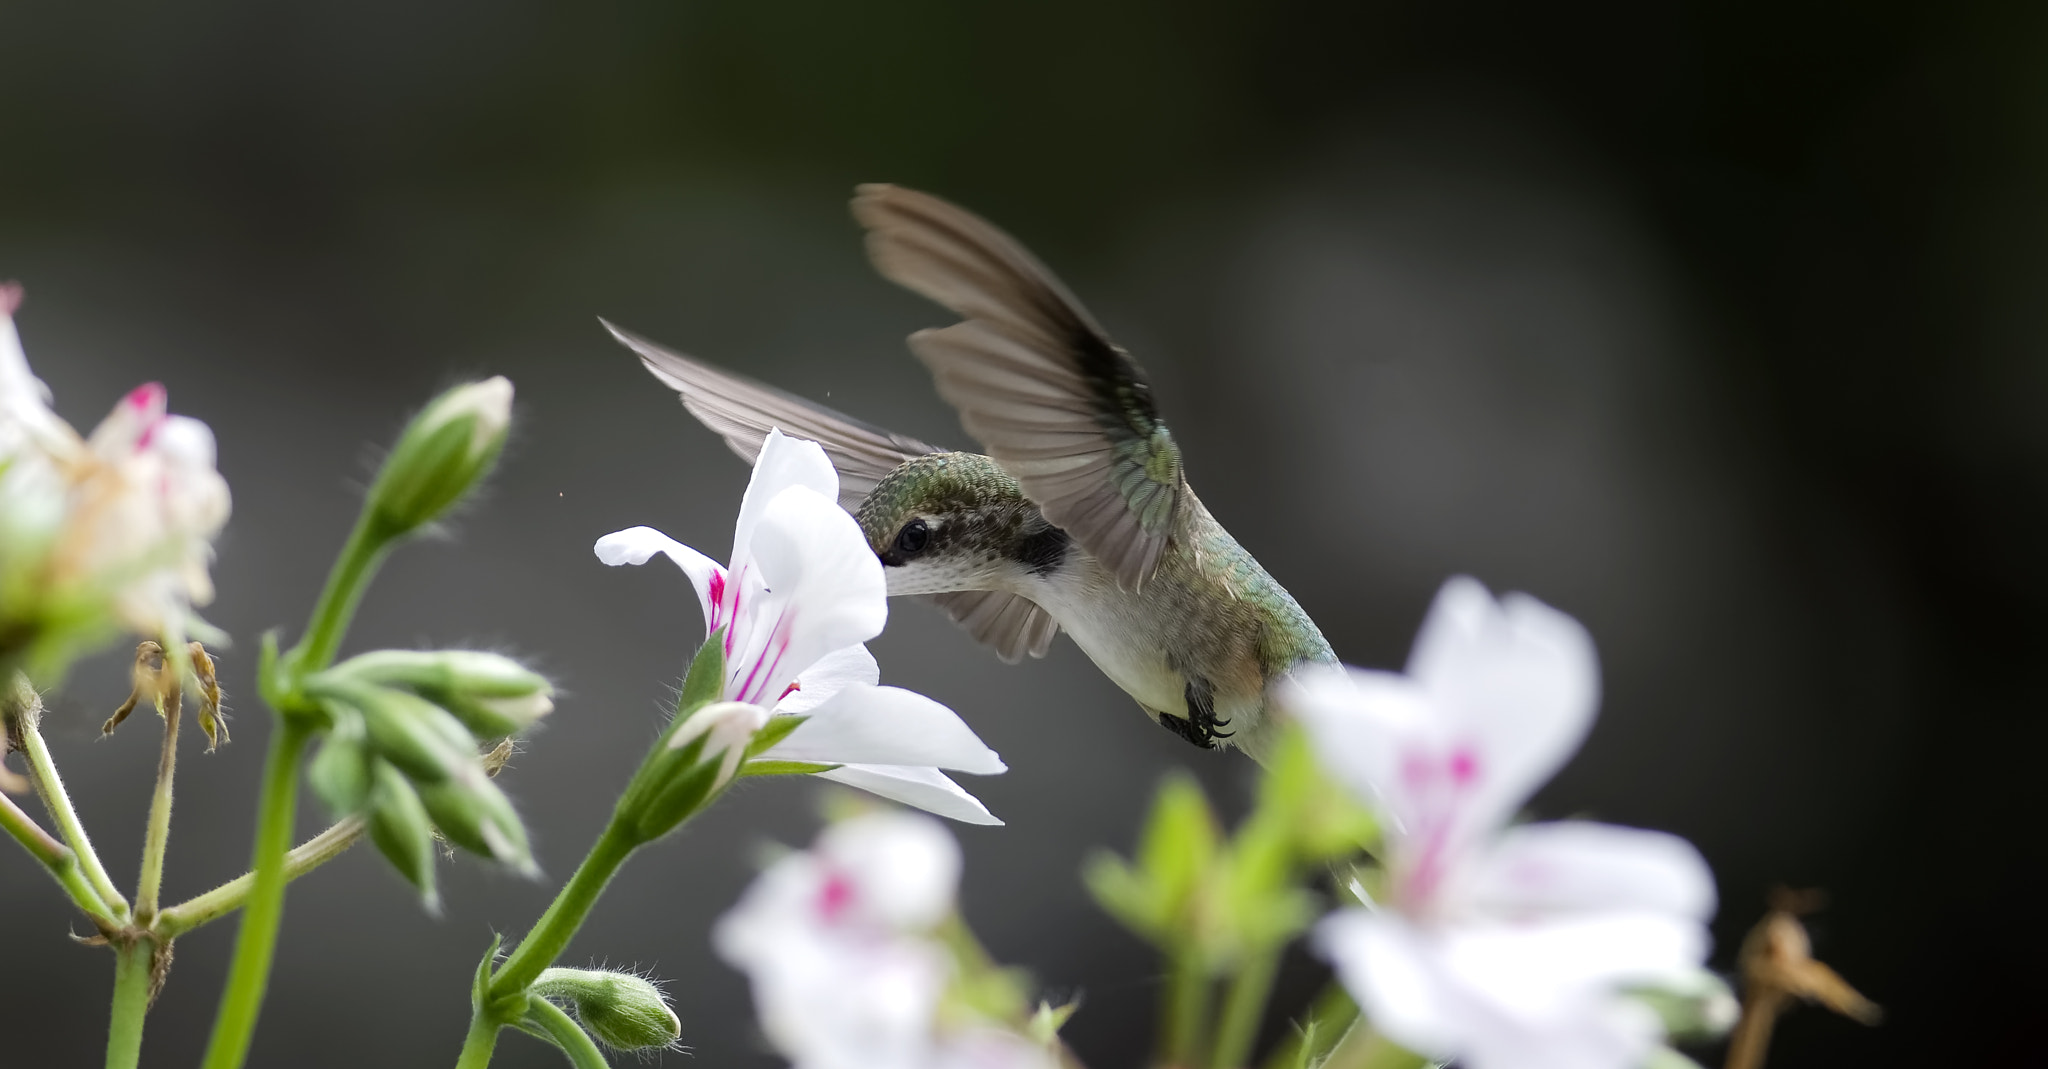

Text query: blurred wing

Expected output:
[853,184,1186,591]
[604,319,941,511]
[928,590,1061,664]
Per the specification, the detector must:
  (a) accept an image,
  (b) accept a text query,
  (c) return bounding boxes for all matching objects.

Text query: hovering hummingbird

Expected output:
[604,184,1334,760]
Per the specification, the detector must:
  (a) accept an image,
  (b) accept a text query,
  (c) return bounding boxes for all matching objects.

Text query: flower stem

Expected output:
[105,937,154,1069]
[15,703,131,919]
[133,688,182,924]
[487,821,639,1001]
[522,997,610,1069]
[1210,949,1282,1069]
[199,717,313,1069]
[154,815,365,938]
[1161,949,1212,1069]
[1258,983,1356,1069]
[289,514,393,676]
[453,1012,502,1069]
[0,787,120,928]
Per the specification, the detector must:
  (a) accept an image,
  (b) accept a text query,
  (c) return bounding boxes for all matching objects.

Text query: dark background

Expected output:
[3,2,2044,1066]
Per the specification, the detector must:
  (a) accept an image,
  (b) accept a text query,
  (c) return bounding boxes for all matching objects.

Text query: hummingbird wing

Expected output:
[605,318,1067,660]
[853,183,1187,592]
[602,318,941,511]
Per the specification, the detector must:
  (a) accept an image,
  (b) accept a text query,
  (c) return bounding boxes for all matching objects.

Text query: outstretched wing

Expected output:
[853,184,1187,592]
[603,318,941,512]
[928,590,1060,664]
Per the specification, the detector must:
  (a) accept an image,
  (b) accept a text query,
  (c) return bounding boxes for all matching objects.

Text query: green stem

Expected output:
[133,690,182,923]
[17,703,130,919]
[522,998,610,1069]
[290,514,394,675]
[1260,983,1357,1069]
[199,718,313,1069]
[1211,949,1282,1069]
[453,1013,502,1069]
[155,815,365,938]
[488,822,638,1000]
[0,787,119,928]
[105,937,154,1069]
[1162,948,1213,1069]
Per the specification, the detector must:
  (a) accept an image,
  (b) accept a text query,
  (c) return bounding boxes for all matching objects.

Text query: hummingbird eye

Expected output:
[895,518,930,556]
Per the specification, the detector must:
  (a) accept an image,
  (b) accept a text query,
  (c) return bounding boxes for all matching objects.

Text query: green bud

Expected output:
[365,377,512,535]
[1627,969,1739,1042]
[366,760,439,910]
[337,684,478,783]
[615,700,765,845]
[417,768,536,875]
[532,968,682,1052]
[308,712,374,815]
[329,649,553,737]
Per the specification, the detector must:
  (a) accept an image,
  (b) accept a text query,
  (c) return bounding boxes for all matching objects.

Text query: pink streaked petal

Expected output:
[743,485,887,692]
[593,525,723,632]
[1460,822,1716,922]
[87,382,168,458]
[777,645,880,715]
[815,811,964,928]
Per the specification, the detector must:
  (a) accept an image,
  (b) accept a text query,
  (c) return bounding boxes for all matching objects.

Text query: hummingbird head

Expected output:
[855,452,1071,596]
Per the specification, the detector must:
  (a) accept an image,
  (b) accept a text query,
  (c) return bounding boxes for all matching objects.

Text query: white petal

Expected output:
[1441,914,1709,1017]
[594,525,723,631]
[767,685,1004,774]
[817,811,965,928]
[729,486,887,702]
[87,382,166,458]
[1316,910,1463,1060]
[151,414,218,471]
[1461,822,1717,922]
[815,764,1003,826]
[777,645,881,714]
[732,429,841,567]
[1280,665,1432,833]
[1409,577,1602,846]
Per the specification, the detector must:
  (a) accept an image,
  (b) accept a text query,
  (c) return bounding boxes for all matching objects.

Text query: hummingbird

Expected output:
[603,184,1334,760]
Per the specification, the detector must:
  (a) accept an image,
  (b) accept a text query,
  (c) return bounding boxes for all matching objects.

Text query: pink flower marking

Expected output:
[816,870,856,923]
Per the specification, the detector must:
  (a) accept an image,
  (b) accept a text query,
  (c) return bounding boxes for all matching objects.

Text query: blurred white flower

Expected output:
[1,285,230,672]
[1284,576,1717,1069]
[715,813,1056,1069]
[596,429,1006,824]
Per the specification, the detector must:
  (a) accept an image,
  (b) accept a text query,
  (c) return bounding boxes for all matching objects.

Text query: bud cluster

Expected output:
[302,649,552,906]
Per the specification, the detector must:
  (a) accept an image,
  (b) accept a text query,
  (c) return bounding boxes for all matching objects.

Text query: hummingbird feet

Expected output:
[1158,679,1232,750]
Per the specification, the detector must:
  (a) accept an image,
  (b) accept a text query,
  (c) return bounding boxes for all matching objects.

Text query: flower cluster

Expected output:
[715,811,1057,1069]
[1285,577,1719,1069]
[597,429,1006,824]
[0,285,230,679]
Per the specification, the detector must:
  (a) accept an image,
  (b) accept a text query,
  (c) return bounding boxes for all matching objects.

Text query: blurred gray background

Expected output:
[3,2,2044,1066]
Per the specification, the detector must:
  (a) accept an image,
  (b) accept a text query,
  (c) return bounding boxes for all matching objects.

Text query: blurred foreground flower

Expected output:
[1284,577,1717,1069]
[0,285,230,680]
[597,429,1006,824]
[716,812,1057,1069]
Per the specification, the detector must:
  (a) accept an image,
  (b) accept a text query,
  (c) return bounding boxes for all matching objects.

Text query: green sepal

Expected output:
[1027,1000,1079,1046]
[532,967,681,1052]
[365,759,439,910]
[743,713,806,758]
[1256,727,1378,861]
[672,628,727,725]
[307,711,374,816]
[1085,773,1224,947]
[740,759,837,777]
[418,771,536,875]
[614,630,730,844]
[329,683,476,783]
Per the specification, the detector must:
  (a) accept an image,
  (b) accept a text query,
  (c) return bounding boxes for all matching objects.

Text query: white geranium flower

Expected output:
[1283,576,1717,1069]
[1,285,231,667]
[714,813,1056,1069]
[596,429,1006,824]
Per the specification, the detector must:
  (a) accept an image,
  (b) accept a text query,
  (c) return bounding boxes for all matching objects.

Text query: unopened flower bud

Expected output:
[615,700,767,845]
[320,683,478,783]
[417,767,536,876]
[532,968,682,1052]
[366,759,439,910]
[329,649,552,737]
[365,377,512,535]
[308,714,374,815]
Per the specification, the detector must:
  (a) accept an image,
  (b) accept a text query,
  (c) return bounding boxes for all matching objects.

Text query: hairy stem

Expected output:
[1211,949,1282,1069]
[104,937,154,1069]
[453,1013,502,1069]
[488,822,638,1000]
[15,693,129,918]
[154,815,365,938]
[522,998,609,1069]
[1161,950,1212,1069]
[289,514,393,676]
[0,787,120,928]
[198,718,312,1069]
[133,689,182,923]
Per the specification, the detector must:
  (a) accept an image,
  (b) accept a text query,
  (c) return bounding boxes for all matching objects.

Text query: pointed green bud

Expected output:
[308,712,374,815]
[318,682,477,783]
[329,649,553,737]
[417,767,536,875]
[365,377,512,535]
[366,759,439,910]
[532,968,681,1052]
[615,699,766,845]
